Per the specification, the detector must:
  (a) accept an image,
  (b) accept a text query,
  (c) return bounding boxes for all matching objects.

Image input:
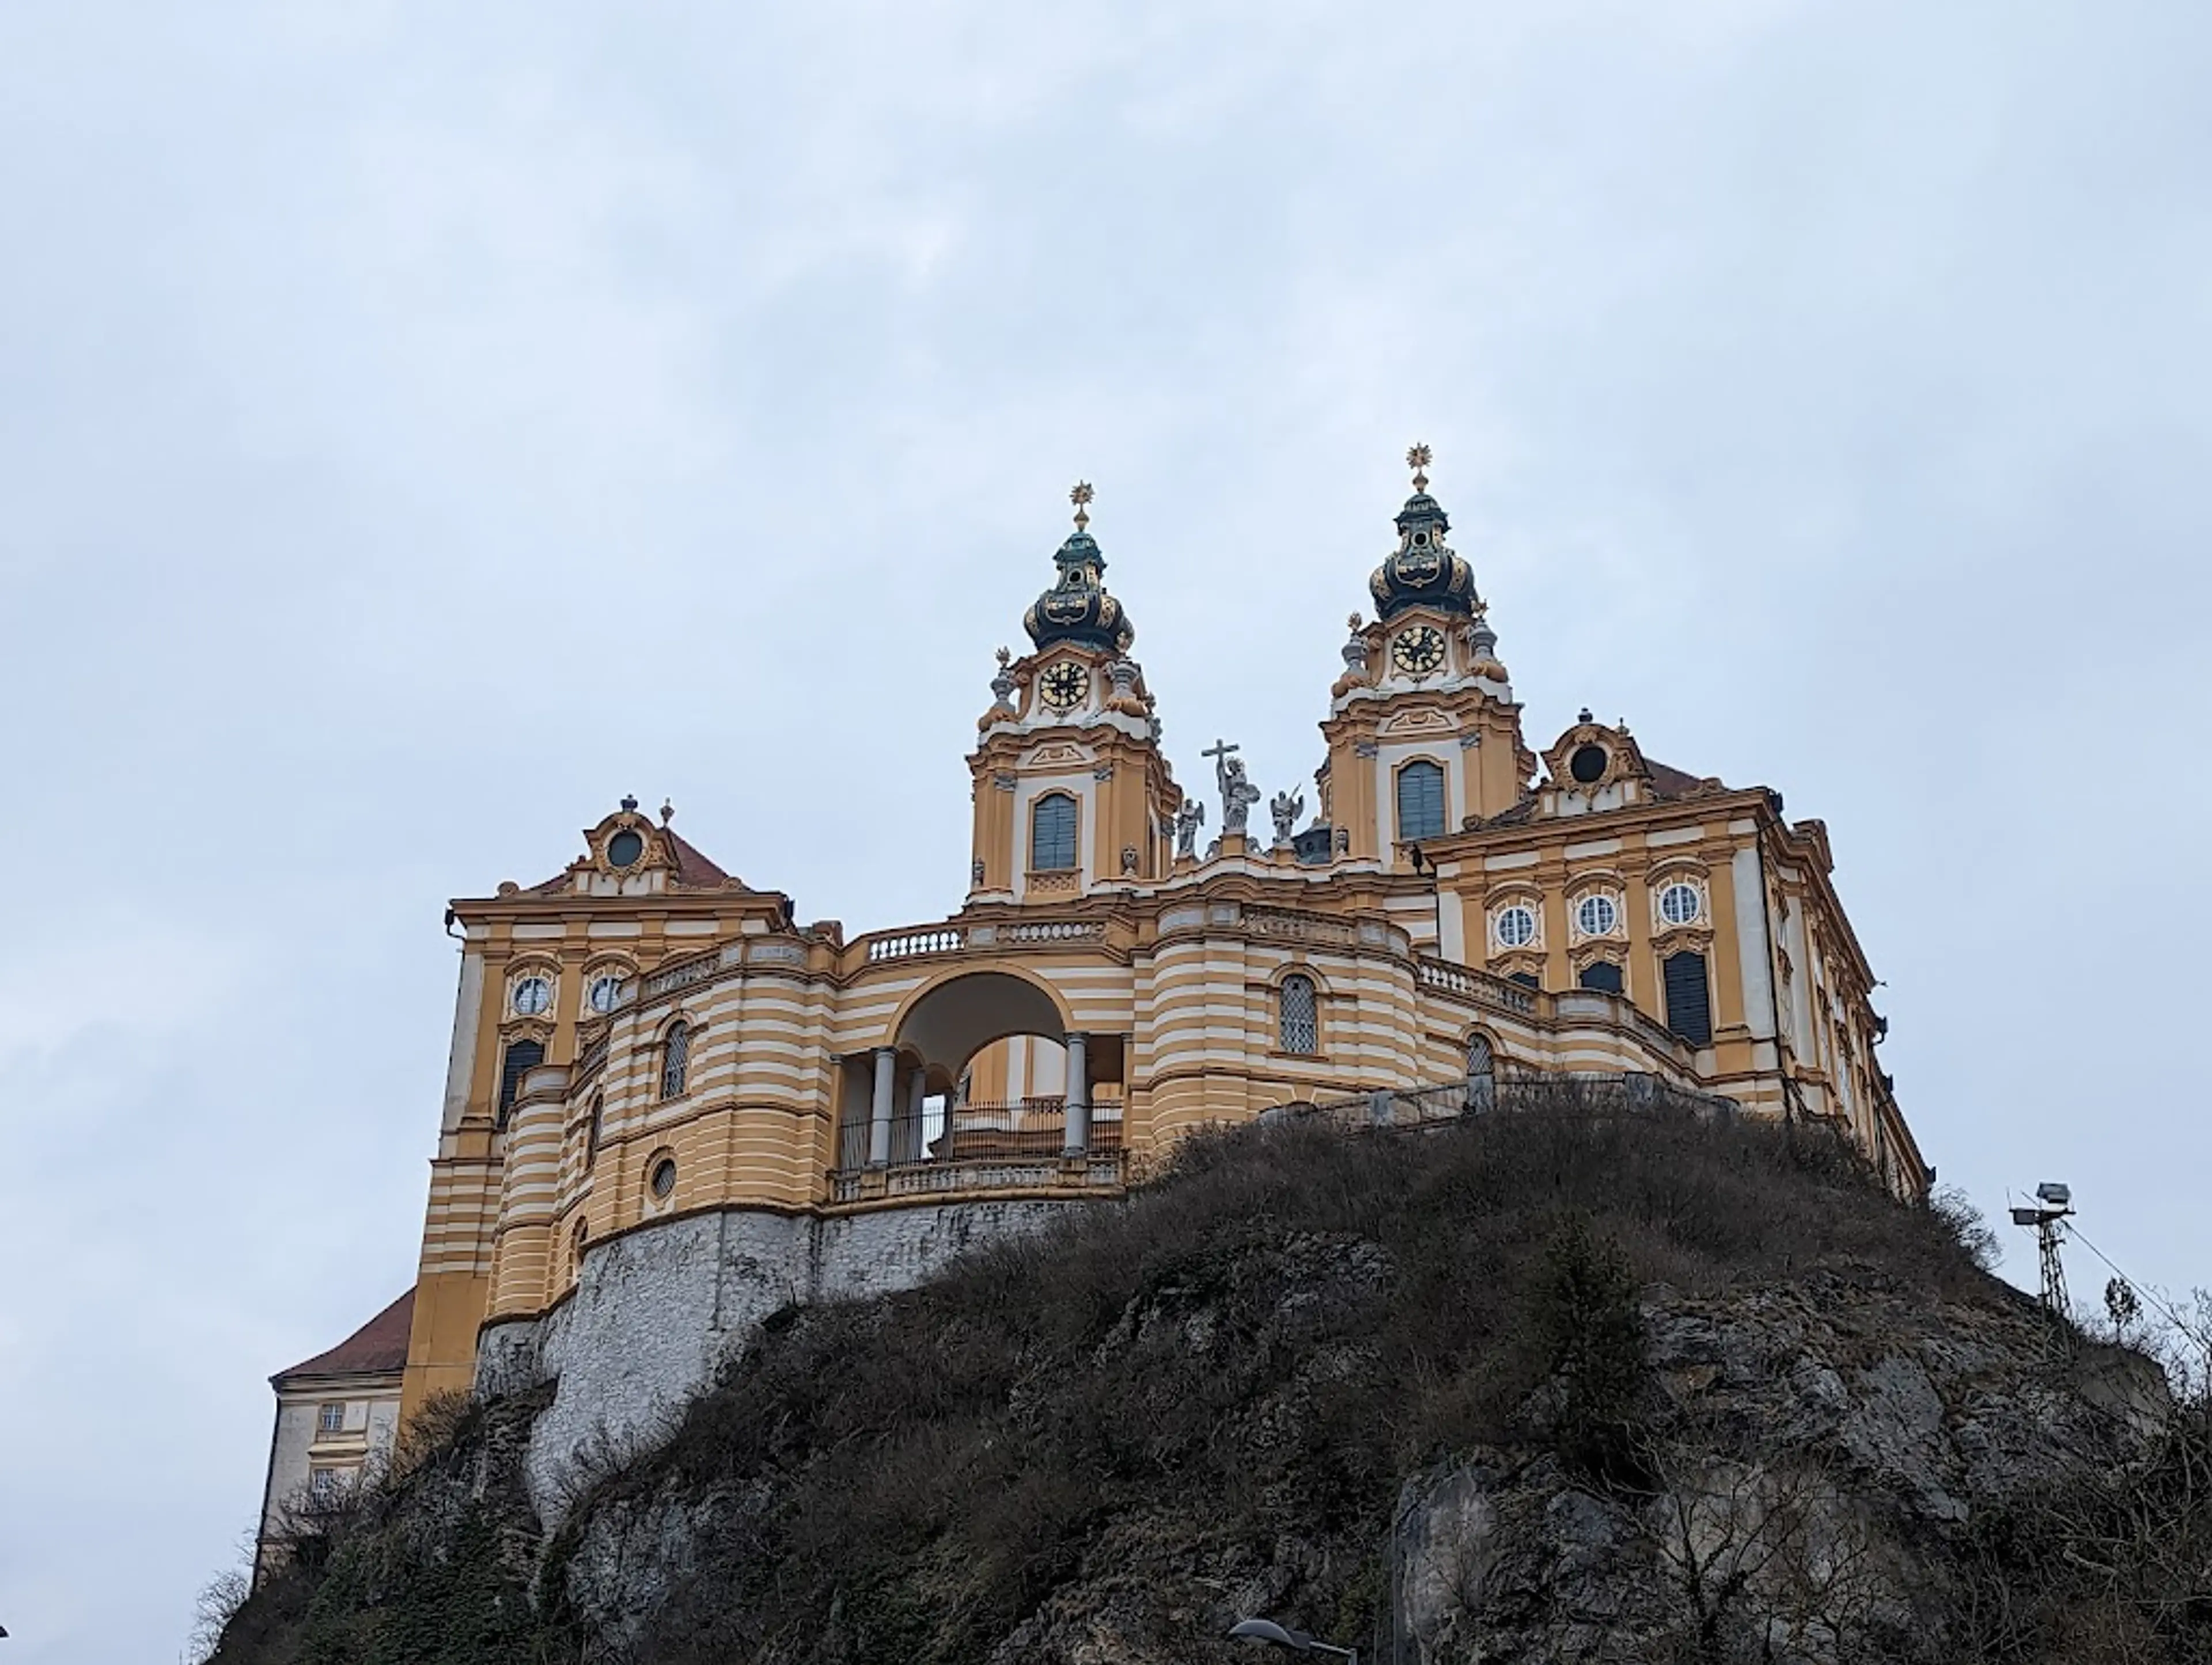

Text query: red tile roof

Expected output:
[1644,758,1714,799]
[527,826,740,896]
[664,828,733,888]
[273,1289,414,1385]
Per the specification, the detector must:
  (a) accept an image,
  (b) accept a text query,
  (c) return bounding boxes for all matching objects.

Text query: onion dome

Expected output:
[1023,481,1135,654]
[1368,443,1478,621]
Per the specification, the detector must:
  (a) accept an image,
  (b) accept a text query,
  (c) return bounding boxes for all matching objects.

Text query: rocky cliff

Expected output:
[213,1099,2210,1665]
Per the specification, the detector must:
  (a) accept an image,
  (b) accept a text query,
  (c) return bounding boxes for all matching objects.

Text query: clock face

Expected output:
[512,976,552,1017]
[1392,625,1446,675]
[588,974,622,1014]
[1039,661,1087,711]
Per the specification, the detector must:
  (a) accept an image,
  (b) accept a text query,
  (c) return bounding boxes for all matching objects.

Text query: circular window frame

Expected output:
[510,974,554,1018]
[1658,881,1703,928]
[1569,744,1609,785]
[607,829,646,869]
[586,972,626,1014]
[1575,893,1620,938]
[647,1154,677,1203]
[1494,904,1538,950]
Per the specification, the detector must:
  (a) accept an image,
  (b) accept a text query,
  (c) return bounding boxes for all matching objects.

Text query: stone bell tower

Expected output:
[967,484,1184,904]
[1317,446,1537,866]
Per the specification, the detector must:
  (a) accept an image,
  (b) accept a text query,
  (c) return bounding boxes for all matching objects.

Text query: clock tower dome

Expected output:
[1317,447,1537,868]
[967,485,1183,903]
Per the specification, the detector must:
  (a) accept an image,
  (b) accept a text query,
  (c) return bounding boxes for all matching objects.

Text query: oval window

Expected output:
[608,829,645,868]
[1575,894,1619,937]
[1659,882,1701,926]
[1496,904,1537,949]
[588,974,623,1013]
[512,976,552,1017]
[1569,744,1609,784]
[649,1156,677,1200]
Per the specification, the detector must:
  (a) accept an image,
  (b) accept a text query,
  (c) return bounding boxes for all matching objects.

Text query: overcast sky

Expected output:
[3,3,2208,1658]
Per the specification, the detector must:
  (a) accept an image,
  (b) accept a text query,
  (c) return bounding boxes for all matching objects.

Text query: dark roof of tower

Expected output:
[1023,491,1134,654]
[1368,479,1478,621]
[272,1289,414,1385]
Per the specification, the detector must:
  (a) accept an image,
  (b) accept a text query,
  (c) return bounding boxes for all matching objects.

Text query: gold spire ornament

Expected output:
[1070,480,1094,531]
[1407,443,1433,493]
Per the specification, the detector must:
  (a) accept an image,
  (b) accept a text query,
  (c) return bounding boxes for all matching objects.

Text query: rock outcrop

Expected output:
[213,1103,2208,1665]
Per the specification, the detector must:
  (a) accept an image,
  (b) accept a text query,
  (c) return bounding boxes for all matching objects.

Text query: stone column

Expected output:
[868,1046,896,1167]
[1062,1031,1090,1156]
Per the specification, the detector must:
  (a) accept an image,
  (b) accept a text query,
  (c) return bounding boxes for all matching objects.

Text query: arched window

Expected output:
[1464,1031,1496,1111]
[1396,760,1446,843]
[1031,792,1078,871]
[1578,961,1624,994]
[584,1094,604,1170]
[1278,973,1319,1054]
[1663,950,1713,1046]
[497,1038,544,1127]
[660,1021,691,1099]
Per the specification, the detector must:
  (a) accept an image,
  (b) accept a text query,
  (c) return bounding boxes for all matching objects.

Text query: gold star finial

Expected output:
[1407,442,1433,493]
[1070,480,1094,530]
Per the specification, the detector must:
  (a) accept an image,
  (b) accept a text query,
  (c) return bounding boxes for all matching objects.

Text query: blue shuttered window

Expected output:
[1578,961,1624,995]
[1663,951,1713,1046]
[497,1038,544,1127]
[1396,761,1446,842]
[1031,793,1079,871]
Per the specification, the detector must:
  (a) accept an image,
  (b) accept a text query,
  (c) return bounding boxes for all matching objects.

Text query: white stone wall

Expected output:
[479,1198,1080,1523]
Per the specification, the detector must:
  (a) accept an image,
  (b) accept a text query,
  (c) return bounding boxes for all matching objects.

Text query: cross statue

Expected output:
[1201,737,1239,772]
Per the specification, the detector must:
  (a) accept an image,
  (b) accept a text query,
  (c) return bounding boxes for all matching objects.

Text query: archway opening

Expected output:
[835,971,1126,1168]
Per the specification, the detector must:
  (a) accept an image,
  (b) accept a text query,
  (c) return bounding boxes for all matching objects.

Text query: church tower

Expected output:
[1318,446,1539,868]
[966,484,1184,904]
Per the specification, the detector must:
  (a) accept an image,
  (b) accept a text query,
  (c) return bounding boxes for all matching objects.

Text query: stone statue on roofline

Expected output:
[1269,789,1305,848]
[1173,798,1206,859]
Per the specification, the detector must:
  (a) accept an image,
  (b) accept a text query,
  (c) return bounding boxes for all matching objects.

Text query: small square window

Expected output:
[317,1402,345,1435]
[308,1467,343,1503]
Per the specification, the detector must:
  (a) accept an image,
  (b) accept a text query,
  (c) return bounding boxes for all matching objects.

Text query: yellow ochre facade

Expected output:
[397,454,1927,1427]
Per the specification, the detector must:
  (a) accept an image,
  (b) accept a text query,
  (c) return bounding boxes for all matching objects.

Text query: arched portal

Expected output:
[838,970,1123,1172]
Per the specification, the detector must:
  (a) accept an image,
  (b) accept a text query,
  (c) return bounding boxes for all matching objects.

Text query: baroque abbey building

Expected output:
[257,451,1925,1541]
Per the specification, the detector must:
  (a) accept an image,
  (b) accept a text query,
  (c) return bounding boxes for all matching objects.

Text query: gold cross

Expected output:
[1406,443,1432,492]
[1070,480,1094,530]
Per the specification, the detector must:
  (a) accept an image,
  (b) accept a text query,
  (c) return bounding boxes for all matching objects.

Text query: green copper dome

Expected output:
[1024,486,1135,654]
[1369,449,1477,621]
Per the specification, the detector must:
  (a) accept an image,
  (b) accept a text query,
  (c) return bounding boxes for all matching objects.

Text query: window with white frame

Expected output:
[1031,792,1078,871]
[1278,973,1319,1054]
[1658,880,1702,927]
[1575,893,1619,937]
[1396,760,1446,842]
[660,1021,691,1099]
[317,1402,345,1435]
[1494,902,1537,949]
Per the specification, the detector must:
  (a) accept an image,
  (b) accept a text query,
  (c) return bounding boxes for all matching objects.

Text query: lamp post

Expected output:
[1229,1616,1357,1664]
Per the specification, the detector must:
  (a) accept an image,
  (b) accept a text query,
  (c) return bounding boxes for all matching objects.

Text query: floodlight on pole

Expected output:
[2010,1179,2075,1348]
[1229,1616,1358,1663]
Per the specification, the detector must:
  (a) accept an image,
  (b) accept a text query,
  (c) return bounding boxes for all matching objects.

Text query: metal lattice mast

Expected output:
[2012,1183,2075,1353]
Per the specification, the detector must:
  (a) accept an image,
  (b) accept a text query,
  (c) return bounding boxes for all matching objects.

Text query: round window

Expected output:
[1576,894,1619,937]
[649,1156,677,1200]
[1569,744,1609,784]
[607,829,645,868]
[588,974,623,1014]
[1496,904,1537,949]
[511,976,552,1017]
[1659,882,1702,927]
